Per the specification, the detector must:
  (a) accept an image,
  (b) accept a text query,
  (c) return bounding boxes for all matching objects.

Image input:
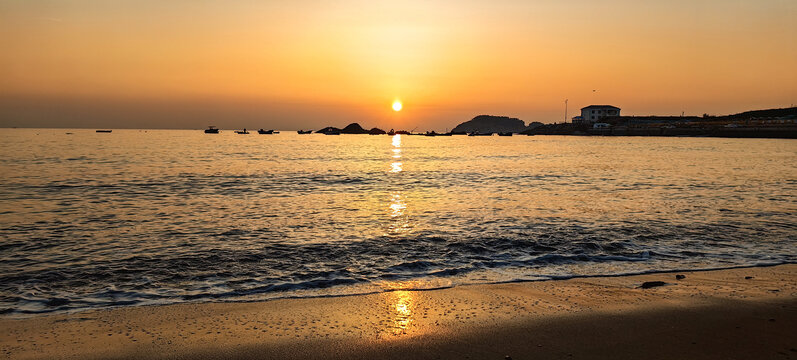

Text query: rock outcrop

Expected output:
[315,123,383,134]
[451,115,527,134]
[341,123,369,134]
[315,127,341,134]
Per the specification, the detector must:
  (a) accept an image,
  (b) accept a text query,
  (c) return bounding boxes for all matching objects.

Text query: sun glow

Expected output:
[392,100,402,112]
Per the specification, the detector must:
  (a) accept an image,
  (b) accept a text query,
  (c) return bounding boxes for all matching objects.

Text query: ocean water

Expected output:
[0,129,795,316]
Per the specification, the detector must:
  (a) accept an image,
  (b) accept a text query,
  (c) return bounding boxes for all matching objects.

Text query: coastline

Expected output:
[2,264,795,359]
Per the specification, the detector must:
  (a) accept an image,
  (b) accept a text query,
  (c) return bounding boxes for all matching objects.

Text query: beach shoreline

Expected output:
[2,264,795,359]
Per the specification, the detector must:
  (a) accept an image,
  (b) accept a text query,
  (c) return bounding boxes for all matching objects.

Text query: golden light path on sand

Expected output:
[389,291,415,335]
[376,280,424,337]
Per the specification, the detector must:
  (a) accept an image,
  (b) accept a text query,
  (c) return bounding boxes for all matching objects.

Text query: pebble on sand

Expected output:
[640,281,667,289]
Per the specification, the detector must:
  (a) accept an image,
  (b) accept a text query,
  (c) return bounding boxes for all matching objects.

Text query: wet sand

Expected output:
[2,264,795,360]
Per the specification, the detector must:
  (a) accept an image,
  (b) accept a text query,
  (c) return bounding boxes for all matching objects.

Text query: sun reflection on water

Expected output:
[390,134,402,173]
[390,161,403,173]
[387,192,411,234]
[389,193,406,218]
[391,134,401,148]
[386,134,411,234]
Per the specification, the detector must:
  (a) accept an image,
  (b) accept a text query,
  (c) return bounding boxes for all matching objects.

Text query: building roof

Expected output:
[581,105,620,110]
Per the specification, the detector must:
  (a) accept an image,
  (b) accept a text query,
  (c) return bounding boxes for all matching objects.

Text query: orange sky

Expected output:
[1,0,796,130]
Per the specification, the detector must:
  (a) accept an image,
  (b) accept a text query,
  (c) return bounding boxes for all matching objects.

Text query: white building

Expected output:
[581,105,620,123]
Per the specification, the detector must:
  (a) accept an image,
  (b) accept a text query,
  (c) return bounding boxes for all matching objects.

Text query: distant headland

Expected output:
[441,107,797,139]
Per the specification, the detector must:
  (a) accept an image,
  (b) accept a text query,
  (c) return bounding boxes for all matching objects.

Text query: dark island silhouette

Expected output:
[315,126,341,134]
[451,115,542,134]
[315,123,386,135]
[341,123,369,134]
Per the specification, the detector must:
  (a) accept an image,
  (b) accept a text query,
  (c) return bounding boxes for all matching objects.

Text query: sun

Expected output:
[392,100,402,112]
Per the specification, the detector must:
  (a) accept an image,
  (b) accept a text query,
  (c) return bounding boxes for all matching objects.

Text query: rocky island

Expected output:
[451,115,542,134]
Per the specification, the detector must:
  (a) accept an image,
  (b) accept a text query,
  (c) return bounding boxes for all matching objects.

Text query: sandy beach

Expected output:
[1,264,794,359]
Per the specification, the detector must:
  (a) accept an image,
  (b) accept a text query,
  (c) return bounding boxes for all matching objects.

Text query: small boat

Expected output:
[204,126,220,134]
[257,129,274,134]
[95,130,112,133]
[424,131,438,137]
[235,129,249,134]
[387,129,396,136]
[297,130,313,134]
[498,132,513,136]
[468,131,493,136]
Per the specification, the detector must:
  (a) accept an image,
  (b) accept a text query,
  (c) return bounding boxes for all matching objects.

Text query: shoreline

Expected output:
[2,264,795,359]
[5,261,795,319]
[4,127,797,139]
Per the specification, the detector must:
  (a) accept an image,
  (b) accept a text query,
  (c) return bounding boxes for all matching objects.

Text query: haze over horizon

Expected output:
[1,0,795,130]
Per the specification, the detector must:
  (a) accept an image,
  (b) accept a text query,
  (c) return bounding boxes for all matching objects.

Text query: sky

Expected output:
[1,0,796,130]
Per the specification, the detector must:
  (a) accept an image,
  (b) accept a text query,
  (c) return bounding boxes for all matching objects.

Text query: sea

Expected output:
[0,129,795,316]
